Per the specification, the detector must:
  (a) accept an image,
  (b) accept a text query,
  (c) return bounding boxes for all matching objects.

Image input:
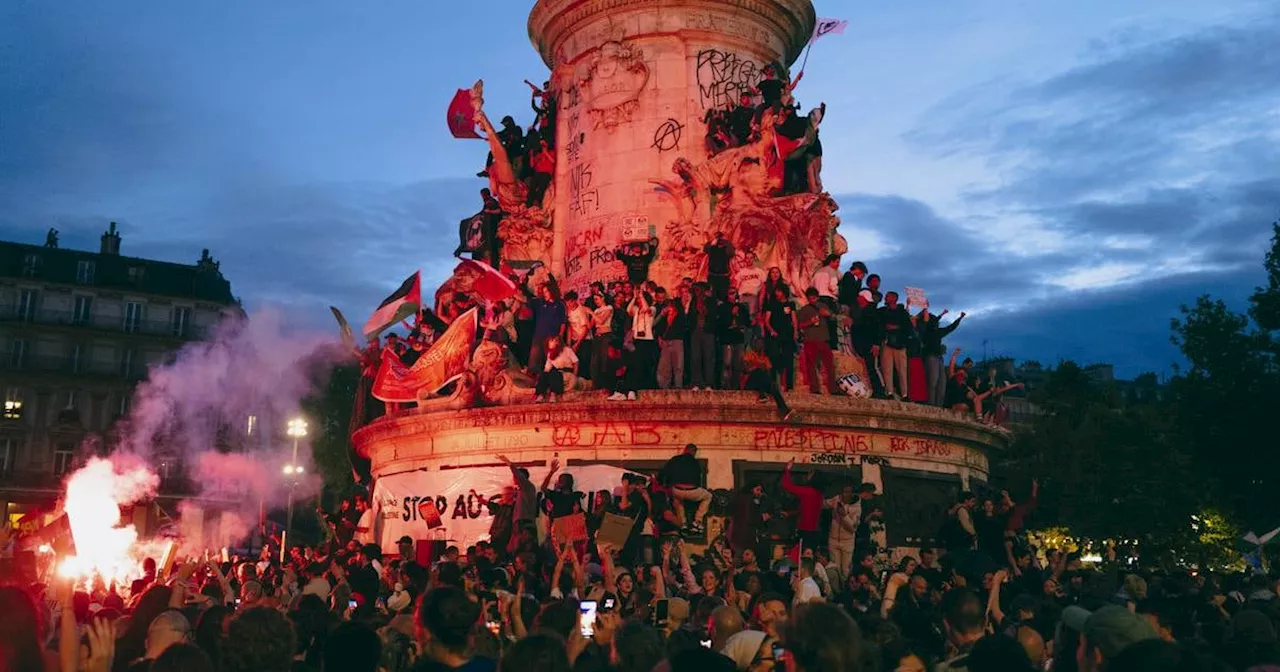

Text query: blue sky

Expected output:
[2,0,1275,378]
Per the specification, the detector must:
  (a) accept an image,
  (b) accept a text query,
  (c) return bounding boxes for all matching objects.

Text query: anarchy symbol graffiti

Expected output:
[652,118,683,152]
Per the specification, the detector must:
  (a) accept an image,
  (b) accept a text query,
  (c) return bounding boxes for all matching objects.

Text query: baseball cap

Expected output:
[1062,605,1157,658]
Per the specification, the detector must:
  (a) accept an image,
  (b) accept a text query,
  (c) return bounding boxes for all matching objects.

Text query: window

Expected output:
[172,307,192,338]
[2,388,22,421]
[118,394,131,417]
[69,344,84,374]
[53,445,74,476]
[0,438,14,474]
[127,266,146,284]
[21,254,41,277]
[63,391,77,410]
[246,414,257,437]
[73,296,93,325]
[123,302,145,333]
[17,289,37,321]
[8,340,28,369]
[76,260,96,284]
[120,348,136,377]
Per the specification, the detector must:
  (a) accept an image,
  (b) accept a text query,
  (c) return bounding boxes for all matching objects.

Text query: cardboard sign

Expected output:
[905,286,928,311]
[596,512,637,548]
[417,500,445,530]
[551,513,588,543]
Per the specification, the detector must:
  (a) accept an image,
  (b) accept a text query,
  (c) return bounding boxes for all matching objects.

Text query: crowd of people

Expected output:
[368,244,1024,425]
[7,448,1280,672]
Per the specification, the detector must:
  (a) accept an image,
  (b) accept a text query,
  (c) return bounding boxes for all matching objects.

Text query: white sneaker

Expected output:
[627,391,637,401]
[607,392,626,401]
[691,386,700,391]
[534,395,545,404]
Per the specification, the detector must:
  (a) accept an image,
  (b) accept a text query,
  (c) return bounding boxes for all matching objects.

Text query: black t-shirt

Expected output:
[767,301,796,342]
[944,377,971,408]
[543,489,582,519]
[757,78,785,105]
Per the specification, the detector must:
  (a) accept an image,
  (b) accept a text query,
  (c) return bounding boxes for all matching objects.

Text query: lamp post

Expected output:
[283,417,308,548]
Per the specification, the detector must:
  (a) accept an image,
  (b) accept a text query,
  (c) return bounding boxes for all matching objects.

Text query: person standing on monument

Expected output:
[918,307,965,406]
[564,291,593,381]
[616,238,658,287]
[877,291,914,401]
[661,444,711,536]
[718,287,752,389]
[688,283,718,391]
[654,287,689,390]
[811,254,841,347]
[797,288,837,395]
[763,284,798,392]
[703,231,735,301]
[524,281,566,378]
[628,285,658,391]
[590,292,615,390]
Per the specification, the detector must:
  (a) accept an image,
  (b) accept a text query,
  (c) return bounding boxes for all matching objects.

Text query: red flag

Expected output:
[364,272,421,339]
[373,308,479,402]
[447,89,481,139]
[456,259,518,304]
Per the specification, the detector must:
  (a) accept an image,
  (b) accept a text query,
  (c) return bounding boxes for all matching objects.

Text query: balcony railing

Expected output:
[0,305,207,340]
[0,354,148,381]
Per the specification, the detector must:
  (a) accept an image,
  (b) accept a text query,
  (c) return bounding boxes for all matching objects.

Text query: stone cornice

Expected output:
[528,0,816,68]
[353,390,1012,461]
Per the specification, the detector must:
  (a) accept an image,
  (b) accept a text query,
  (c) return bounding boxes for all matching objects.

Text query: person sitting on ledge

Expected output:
[534,335,578,404]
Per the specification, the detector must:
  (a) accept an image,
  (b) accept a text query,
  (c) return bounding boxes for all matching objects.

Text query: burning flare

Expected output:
[61,457,160,587]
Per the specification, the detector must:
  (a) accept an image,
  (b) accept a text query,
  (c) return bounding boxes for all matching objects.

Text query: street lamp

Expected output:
[283,417,308,549]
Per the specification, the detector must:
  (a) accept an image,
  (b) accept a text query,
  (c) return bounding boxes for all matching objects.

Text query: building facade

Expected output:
[0,224,239,525]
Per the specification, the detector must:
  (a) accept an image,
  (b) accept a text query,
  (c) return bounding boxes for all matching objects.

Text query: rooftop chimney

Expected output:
[100,222,121,256]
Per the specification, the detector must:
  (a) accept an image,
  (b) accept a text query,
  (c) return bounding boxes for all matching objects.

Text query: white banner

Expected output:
[812,18,849,42]
[905,286,929,311]
[371,464,641,555]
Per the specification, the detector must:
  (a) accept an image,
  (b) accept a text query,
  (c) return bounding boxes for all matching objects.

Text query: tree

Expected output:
[301,363,363,504]
[1169,222,1280,529]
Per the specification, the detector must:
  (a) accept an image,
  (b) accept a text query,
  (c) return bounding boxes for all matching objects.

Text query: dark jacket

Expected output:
[918,314,964,357]
[704,240,735,275]
[838,272,863,308]
[655,301,690,341]
[717,301,752,345]
[878,304,915,350]
[661,453,702,488]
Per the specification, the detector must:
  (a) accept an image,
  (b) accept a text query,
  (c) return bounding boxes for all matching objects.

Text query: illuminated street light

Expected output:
[287,417,308,438]
[284,417,309,549]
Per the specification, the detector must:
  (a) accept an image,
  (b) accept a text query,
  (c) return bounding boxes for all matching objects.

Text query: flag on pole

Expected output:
[363,272,422,339]
[447,89,481,139]
[330,306,356,351]
[455,258,519,304]
[373,308,479,402]
[811,18,849,42]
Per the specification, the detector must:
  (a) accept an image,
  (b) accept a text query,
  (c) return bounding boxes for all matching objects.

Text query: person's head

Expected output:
[501,115,516,128]
[866,274,881,290]
[556,472,574,492]
[941,589,986,647]
[767,266,782,282]
[779,602,862,672]
[146,610,192,659]
[151,643,216,672]
[1014,548,1033,570]
[804,287,819,304]
[1064,604,1159,672]
[910,575,929,601]
[416,586,480,660]
[655,287,668,302]
[884,291,899,309]
[143,556,157,576]
[564,290,579,307]
[824,254,840,268]
[850,261,867,278]
[222,607,297,672]
[959,491,976,508]
[967,633,1035,672]
[981,498,995,515]
[481,188,492,198]
[540,283,555,301]
[545,334,562,353]
[683,443,698,456]
[700,568,721,593]
[0,586,44,672]
[323,621,382,672]
[611,620,664,672]
[898,556,918,575]
[921,547,938,567]
[754,593,788,630]
[359,543,383,567]
[744,572,763,595]
[397,536,415,559]
[500,633,572,672]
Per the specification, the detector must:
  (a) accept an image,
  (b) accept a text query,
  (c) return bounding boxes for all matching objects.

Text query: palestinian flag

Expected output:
[363,272,421,339]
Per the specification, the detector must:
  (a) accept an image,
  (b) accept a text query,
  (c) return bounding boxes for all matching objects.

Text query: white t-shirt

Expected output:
[567,305,593,342]
[630,300,655,340]
[736,267,767,297]
[355,508,376,545]
[793,576,824,607]
[813,266,839,299]
[593,305,614,335]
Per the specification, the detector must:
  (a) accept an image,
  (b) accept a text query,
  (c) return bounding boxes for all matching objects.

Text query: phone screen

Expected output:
[348,599,358,610]
[773,644,786,661]
[700,639,712,649]
[654,598,669,623]
[603,597,616,611]
[579,600,598,637]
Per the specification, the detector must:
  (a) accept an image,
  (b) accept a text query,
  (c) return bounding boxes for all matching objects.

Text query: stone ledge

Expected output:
[353,389,1012,457]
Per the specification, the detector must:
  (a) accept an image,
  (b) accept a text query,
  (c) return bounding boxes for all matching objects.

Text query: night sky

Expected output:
[2,0,1275,378]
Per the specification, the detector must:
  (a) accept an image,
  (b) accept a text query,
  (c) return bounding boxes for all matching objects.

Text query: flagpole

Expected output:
[798,39,815,75]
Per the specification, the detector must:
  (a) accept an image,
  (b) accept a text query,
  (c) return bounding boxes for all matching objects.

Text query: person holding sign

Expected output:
[542,458,587,555]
